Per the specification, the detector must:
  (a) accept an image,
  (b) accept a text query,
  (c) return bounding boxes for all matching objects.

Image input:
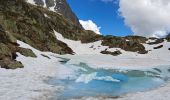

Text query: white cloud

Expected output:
[79,20,102,35]
[119,0,170,37]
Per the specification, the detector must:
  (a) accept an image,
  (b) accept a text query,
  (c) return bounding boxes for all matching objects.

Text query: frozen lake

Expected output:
[47,57,170,100]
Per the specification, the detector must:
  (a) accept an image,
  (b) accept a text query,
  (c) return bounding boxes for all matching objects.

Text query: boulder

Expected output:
[0,57,24,69]
[0,43,12,59]
[5,61,24,69]
[154,45,163,49]
[18,47,37,58]
[101,50,122,56]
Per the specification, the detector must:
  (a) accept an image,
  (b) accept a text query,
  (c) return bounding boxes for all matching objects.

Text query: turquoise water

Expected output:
[47,58,170,100]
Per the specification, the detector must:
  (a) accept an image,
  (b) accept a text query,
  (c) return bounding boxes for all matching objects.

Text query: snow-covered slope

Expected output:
[0,40,65,100]
[55,31,170,68]
[54,31,108,54]
[0,32,170,100]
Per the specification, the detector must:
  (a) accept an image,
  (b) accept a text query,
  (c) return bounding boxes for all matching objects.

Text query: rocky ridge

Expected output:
[31,0,83,29]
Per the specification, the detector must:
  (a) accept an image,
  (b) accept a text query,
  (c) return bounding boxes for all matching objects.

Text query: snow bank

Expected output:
[54,31,170,69]
[26,0,36,5]
[54,31,108,55]
[0,40,73,100]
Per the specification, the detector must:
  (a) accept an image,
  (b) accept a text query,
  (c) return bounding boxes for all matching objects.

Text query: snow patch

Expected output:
[26,0,36,5]
[54,30,108,54]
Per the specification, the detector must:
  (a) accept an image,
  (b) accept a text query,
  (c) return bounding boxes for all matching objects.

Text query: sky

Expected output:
[67,0,132,36]
[67,0,170,37]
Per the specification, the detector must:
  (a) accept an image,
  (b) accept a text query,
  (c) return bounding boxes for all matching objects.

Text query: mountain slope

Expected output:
[27,0,83,29]
[0,0,98,69]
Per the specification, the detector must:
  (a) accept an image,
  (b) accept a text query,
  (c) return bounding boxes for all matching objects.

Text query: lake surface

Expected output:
[47,57,170,100]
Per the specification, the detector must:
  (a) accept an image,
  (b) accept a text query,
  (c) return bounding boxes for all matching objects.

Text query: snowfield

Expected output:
[0,40,67,100]
[55,31,170,69]
[0,31,170,100]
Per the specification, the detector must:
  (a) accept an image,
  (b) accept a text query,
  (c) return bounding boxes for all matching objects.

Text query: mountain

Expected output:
[28,0,83,29]
[0,0,97,69]
[0,0,170,69]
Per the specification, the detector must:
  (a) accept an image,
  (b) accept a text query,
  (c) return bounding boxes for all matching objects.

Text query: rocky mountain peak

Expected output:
[30,0,83,29]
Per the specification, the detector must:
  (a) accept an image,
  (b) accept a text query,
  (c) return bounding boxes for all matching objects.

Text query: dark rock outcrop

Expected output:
[101,36,148,54]
[153,45,163,49]
[124,36,148,43]
[18,47,37,57]
[147,38,164,45]
[0,43,24,69]
[0,60,24,69]
[101,50,122,56]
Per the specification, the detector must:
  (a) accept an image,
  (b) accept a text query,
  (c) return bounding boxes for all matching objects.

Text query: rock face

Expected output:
[33,0,83,29]
[101,36,148,54]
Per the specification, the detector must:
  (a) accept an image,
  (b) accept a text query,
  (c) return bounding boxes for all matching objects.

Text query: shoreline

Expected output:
[59,54,170,70]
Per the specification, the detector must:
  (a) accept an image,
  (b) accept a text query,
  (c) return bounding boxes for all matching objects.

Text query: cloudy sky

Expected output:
[67,0,170,37]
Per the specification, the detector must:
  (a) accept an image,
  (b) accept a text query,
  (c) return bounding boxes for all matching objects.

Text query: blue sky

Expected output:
[67,0,132,36]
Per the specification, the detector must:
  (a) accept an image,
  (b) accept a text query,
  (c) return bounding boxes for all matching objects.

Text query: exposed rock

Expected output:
[149,37,158,40]
[154,45,163,49]
[5,61,24,69]
[41,54,51,59]
[0,26,17,44]
[101,36,148,54]
[81,33,103,43]
[45,0,55,7]
[138,50,148,54]
[0,56,23,69]
[33,0,83,29]
[34,0,44,6]
[0,43,25,69]
[18,47,37,57]
[0,0,76,54]
[0,43,12,59]
[101,50,122,56]
[124,36,148,43]
[147,38,164,45]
